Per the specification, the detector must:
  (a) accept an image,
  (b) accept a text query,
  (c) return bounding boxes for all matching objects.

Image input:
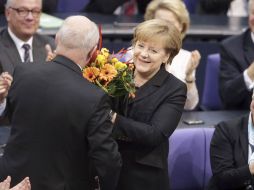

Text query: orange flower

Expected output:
[99,64,117,82]
[83,67,100,82]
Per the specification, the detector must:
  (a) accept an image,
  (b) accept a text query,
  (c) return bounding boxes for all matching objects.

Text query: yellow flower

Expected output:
[114,61,127,71]
[111,57,118,63]
[83,67,100,82]
[96,54,107,66]
[101,48,110,58]
[99,64,117,82]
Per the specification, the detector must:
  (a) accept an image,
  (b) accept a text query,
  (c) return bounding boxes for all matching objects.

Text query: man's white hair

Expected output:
[57,16,99,55]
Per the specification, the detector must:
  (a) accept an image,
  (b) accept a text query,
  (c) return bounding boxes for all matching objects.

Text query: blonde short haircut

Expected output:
[144,0,190,39]
[132,19,182,64]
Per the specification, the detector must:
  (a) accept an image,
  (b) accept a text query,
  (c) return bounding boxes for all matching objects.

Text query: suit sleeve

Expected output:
[210,123,252,189]
[219,42,251,108]
[113,83,186,147]
[86,94,122,190]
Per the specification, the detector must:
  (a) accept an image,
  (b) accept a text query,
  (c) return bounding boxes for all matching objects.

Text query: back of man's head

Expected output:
[56,16,99,58]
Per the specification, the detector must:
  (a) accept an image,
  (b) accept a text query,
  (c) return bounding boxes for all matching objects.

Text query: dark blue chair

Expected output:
[201,53,223,110]
[57,0,90,12]
[168,128,214,190]
[183,0,199,14]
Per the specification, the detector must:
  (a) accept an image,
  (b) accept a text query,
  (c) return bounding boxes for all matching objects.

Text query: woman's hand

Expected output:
[185,50,201,81]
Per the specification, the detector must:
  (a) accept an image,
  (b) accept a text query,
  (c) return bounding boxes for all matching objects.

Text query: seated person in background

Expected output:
[0,176,31,190]
[219,0,254,110]
[42,0,58,13]
[0,0,55,75]
[144,0,201,110]
[84,0,151,15]
[208,91,254,190]
[0,0,6,14]
[198,0,233,14]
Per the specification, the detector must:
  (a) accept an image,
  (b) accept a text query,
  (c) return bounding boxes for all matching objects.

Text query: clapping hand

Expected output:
[185,50,201,78]
[0,176,31,190]
[0,72,12,103]
[45,44,56,62]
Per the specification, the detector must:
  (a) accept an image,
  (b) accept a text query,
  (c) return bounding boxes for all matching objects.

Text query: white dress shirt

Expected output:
[243,32,254,91]
[8,27,33,62]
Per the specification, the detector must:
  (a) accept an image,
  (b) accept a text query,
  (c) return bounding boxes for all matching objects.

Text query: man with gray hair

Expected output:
[219,0,254,110]
[0,0,55,75]
[0,15,122,190]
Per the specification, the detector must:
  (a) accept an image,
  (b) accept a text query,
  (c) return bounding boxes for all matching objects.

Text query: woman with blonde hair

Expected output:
[144,0,201,110]
[112,18,186,190]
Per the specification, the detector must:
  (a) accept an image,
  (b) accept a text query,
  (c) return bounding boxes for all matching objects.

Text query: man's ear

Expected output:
[55,33,59,46]
[86,46,98,65]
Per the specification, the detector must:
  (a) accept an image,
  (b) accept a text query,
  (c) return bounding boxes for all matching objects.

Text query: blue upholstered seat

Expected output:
[168,128,214,190]
[201,53,223,110]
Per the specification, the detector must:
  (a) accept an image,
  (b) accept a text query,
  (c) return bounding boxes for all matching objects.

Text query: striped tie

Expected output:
[22,43,30,63]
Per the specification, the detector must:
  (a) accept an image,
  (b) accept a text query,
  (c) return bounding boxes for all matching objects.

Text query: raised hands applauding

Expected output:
[0,176,31,190]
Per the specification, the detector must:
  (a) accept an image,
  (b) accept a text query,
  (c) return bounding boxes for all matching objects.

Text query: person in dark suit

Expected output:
[0,0,55,75]
[0,15,121,190]
[219,0,254,110]
[208,92,254,190]
[111,19,187,190]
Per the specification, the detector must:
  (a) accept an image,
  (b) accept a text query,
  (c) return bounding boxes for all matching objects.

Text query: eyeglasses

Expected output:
[9,7,41,18]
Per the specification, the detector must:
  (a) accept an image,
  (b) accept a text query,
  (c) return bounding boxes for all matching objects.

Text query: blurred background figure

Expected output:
[228,0,249,17]
[0,0,55,75]
[219,0,254,110]
[144,0,201,110]
[208,91,254,189]
[84,0,151,15]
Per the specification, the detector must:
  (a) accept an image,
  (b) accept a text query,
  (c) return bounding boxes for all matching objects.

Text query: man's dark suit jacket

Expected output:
[0,55,121,190]
[219,29,254,110]
[0,28,55,75]
[112,66,187,190]
[208,114,254,190]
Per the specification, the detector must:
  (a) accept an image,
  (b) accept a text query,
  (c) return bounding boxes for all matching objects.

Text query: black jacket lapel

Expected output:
[129,66,169,104]
[243,29,254,66]
[239,115,249,162]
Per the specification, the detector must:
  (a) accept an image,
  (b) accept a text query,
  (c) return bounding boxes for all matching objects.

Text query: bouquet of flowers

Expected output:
[82,48,136,98]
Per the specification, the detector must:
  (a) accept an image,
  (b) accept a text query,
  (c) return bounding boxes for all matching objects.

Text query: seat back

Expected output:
[201,53,223,110]
[57,0,90,12]
[169,128,214,190]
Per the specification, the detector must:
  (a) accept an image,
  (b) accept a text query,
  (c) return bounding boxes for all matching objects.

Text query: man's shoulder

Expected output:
[216,114,248,135]
[221,29,249,47]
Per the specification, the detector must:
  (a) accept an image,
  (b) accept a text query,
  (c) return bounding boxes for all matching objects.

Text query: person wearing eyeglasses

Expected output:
[0,0,55,76]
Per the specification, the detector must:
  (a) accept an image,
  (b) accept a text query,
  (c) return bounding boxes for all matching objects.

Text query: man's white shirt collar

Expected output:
[8,28,33,62]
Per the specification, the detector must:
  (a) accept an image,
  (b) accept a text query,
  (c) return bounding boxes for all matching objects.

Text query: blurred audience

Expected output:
[228,0,248,17]
[42,0,58,13]
[208,91,254,189]
[84,0,151,15]
[198,0,233,14]
[219,0,254,110]
[0,0,55,75]
[144,0,201,110]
